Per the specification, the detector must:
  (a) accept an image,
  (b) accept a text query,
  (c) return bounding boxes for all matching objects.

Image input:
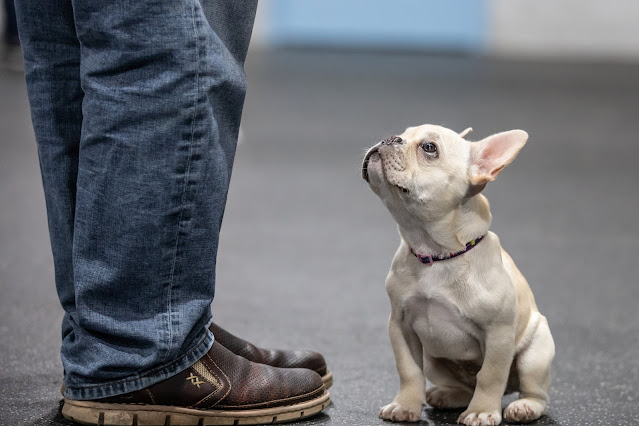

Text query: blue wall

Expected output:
[267,0,486,52]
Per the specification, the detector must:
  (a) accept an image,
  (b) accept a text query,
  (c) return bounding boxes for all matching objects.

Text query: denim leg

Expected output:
[16,0,257,400]
[15,0,81,358]
[4,0,20,44]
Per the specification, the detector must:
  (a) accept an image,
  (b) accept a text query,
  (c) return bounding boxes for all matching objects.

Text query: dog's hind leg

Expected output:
[504,315,555,423]
[424,356,474,409]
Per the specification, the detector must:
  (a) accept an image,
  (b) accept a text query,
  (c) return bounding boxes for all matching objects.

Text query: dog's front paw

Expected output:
[504,398,545,423]
[379,400,423,422]
[426,386,473,409]
[457,408,501,426]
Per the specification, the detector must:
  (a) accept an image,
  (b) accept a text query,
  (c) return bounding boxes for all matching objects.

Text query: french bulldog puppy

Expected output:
[362,125,554,425]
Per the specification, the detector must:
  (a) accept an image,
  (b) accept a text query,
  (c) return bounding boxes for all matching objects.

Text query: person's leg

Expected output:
[4,0,20,45]
[67,0,259,399]
[15,0,81,361]
[17,0,257,399]
[18,1,332,422]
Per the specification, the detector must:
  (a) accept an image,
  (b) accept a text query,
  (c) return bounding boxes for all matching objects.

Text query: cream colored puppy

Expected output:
[362,125,554,425]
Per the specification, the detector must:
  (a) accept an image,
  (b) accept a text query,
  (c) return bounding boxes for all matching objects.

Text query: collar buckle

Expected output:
[418,254,433,265]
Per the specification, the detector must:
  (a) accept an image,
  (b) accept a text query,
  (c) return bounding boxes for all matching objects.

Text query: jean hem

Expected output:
[63,329,214,400]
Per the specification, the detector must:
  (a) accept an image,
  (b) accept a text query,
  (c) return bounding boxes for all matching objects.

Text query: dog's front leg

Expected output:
[379,311,425,422]
[457,325,515,426]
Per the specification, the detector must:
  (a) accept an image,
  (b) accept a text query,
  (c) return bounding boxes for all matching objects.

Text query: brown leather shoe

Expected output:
[61,341,329,425]
[209,323,333,389]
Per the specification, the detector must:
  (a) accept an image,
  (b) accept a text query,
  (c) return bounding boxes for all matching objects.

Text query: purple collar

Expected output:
[409,235,485,265]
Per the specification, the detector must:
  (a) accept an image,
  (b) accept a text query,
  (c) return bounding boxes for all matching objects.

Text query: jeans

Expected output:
[15,0,257,400]
[3,0,19,45]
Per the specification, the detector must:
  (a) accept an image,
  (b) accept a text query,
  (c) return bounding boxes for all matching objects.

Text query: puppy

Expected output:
[362,125,554,425]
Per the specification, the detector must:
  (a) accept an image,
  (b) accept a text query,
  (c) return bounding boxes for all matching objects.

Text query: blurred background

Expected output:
[1,1,638,425]
[251,0,639,61]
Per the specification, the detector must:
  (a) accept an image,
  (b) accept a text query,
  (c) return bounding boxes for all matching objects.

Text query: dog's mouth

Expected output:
[362,146,379,182]
[395,184,410,194]
[362,146,410,194]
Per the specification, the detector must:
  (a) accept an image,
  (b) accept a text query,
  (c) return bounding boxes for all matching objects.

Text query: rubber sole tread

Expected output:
[62,391,330,425]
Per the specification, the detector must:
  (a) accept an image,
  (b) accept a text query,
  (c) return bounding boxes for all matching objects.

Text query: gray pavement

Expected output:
[1,50,638,425]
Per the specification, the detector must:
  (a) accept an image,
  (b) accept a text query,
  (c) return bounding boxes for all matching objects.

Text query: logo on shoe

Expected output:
[186,373,205,388]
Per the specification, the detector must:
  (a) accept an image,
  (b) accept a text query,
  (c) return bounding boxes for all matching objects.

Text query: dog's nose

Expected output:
[381,136,403,146]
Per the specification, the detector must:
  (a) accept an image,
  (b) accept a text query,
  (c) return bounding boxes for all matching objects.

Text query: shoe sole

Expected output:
[62,390,330,426]
[321,371,333,389]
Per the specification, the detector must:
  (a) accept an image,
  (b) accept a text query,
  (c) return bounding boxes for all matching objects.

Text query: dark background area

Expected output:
[1,48,638,425]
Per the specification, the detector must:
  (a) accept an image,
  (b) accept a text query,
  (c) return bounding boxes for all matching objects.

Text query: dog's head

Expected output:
[362,124,528,227]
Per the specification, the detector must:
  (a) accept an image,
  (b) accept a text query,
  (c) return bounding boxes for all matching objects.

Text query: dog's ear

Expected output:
[459,127,473,138]
[469,130,528,188]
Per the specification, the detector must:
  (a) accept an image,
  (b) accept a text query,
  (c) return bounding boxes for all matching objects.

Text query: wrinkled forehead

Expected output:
[399,124,470,157]
[400,124,460,143]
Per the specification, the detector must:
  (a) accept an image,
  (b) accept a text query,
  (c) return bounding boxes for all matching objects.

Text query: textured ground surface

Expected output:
[1,50,638,425]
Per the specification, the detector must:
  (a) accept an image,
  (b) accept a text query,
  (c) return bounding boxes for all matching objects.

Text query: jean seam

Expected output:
[165,1,200,361]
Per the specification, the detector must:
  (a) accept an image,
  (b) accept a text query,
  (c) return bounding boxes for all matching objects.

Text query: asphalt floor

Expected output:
[1,50,638,425]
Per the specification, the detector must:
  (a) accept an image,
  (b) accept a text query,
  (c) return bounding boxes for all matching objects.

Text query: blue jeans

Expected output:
[3,0,19,44]
[15,0,257,400]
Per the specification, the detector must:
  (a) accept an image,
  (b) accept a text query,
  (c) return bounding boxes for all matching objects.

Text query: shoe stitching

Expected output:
[67,387,325,410]
[145,389,156,405]
[192,361,221,388]
[204,353,232,407]
[214,386,324,409]
[192,359,225,407]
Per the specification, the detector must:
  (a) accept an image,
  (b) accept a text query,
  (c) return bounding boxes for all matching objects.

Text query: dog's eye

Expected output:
[421,142,438,157]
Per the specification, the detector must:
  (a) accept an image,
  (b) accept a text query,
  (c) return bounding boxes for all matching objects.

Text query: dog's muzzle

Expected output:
[362,136,403,182]
[381,136,403,146]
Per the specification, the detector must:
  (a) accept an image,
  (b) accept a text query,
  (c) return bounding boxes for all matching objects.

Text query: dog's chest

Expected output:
[399,294,483,361]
